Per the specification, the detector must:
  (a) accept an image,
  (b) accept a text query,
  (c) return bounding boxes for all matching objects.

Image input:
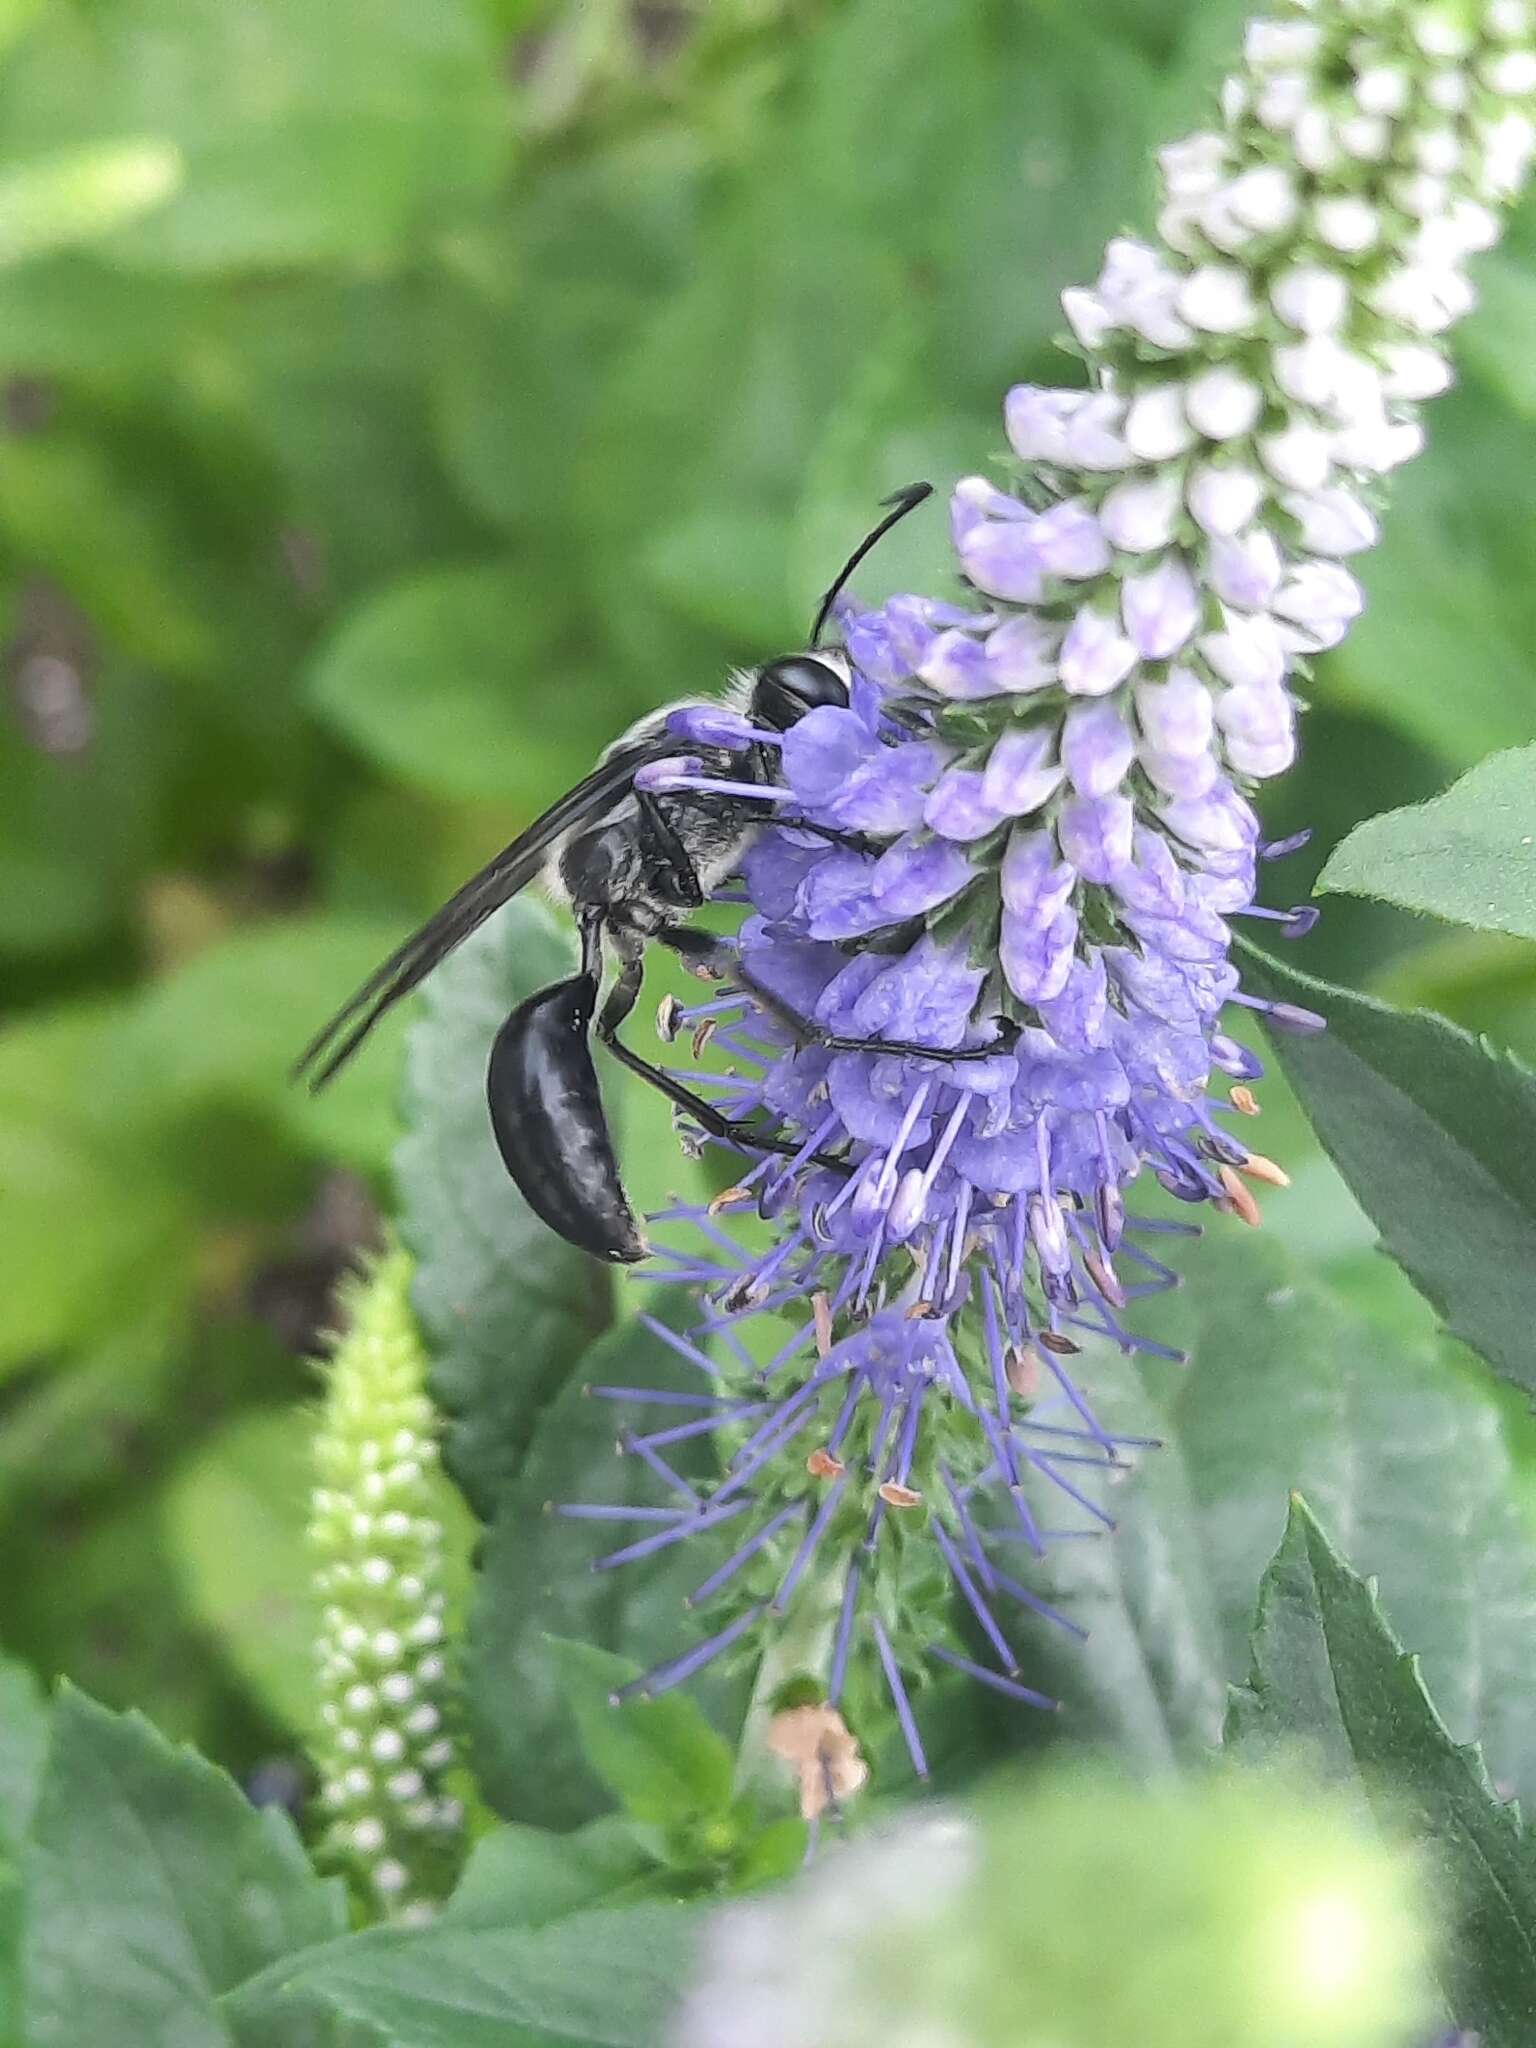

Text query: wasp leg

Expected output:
[595,954,843,1170]
[732,959,1020,1064]
[655,926,730,975]
[777,821,877,854]
[653,927,1014,1063]
[634,788,705,910]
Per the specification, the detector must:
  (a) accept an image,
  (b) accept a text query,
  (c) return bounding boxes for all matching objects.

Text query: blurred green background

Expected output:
[2,0,1534,1788]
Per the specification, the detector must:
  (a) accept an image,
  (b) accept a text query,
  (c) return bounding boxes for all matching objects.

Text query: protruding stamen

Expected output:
[1216,1164,1263,1227]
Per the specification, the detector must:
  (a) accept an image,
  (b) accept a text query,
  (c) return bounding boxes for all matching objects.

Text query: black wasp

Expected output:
[295,483,1002,1265]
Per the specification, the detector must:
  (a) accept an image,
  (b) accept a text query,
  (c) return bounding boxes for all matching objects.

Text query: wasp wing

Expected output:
[293,736,669,1091]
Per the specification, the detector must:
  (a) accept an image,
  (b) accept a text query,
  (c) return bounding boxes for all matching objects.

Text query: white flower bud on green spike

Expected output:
[307,1245,464,1922]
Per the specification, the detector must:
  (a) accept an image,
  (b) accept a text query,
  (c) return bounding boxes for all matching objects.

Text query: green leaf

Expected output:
[307,564,585,810]
[443,1816,654,1930]
[1228,1496,1536,2047]
[1240,942,1536,1404]
[1318,744,1536,943]
[0,1654,46,1853]
[160,1407,316,1738]
[546,1638,734,1830]
[0,139,181,264]
[23,1688,344,2047]
[431,138,704,546]
[797,2,1161,403]
[0,1002,197,1373]
[214,275,489,598]
[1460,254,1536,420]
[394,900,608,1519]
[462,1295,724,1830]
[997,1231,1536,1819]
[106,913,413,1172]
[234,1900,700,2048]
[0,0,506,274]
[1325,468,1536,766]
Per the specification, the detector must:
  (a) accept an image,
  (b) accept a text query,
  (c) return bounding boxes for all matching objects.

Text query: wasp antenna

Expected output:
[809,480,933,647]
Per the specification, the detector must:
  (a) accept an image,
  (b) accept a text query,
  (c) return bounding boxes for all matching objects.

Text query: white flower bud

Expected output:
[1226,163,1300,231]
[1216,680,1296,778]
[1447,199,1501,253]
[1281,486,1378,555]
[1412,127,1462,176]
[1271,264,1348,333]
[1100,473,1182,552]
[1489,1,1534,37]
[1426,69,1470,113]
[1188,463,1264,538]
[1224,726,1297,781]
[373,1859,408,1896]
[1195,194,1258,254]
[1200,608,1287,690]
[1125,384,1196,461]
[1292,107,1340,172]
[1207,527,1284,608]
[1259,421,1332,490]
[1220,75,1248,124]
[1482,47,1536,96]
[1478,111,1536,198]
[1098,239,1194,348]
[352,1817,387,1854]
[1391,172,1450,220]
[1353,63,1409,116]
[1272,560,1365,651]
[1414,10,1472,56]
[1245,18,1322,65]
[1369,265,1475,335]
[1314,195,1380,253]
[1273,336,1344,408]
[1158,132,1229,199]
[1337,112,1390,160]
[1061,286,1114,349]
[1255,70,1310,130]
[1157,203,1205,257]
[1177,264,1259,334]
[1377,342,1452,401]
[1333,415,1424,474]
[1185,366,1264,440]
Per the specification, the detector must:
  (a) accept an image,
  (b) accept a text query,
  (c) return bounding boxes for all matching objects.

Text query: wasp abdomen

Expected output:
[486,974,648,1264]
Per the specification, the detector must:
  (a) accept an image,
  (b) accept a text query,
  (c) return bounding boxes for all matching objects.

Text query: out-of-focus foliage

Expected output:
[3,0,1536,1999]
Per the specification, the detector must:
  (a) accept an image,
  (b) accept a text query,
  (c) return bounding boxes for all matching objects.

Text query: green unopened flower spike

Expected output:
[308,1244,463,1923]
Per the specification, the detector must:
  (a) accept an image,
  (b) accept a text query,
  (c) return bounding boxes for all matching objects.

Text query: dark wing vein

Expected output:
[292,739,664,1090]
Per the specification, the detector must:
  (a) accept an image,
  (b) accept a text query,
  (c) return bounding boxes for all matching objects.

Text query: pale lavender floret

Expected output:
[925,768,1007,842]
[1062,700,1135,798]
[1059,604,1138,695]
[1122,555,1202,659]
[982,726,1065,815]
[1057,792,1135,883]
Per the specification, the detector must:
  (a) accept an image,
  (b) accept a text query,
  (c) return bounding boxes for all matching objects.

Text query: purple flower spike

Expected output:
[572,0,1536,1783]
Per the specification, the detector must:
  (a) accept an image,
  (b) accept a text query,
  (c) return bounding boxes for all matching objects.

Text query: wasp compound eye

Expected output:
[752,655,849,731]
[486,974,648,1264]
